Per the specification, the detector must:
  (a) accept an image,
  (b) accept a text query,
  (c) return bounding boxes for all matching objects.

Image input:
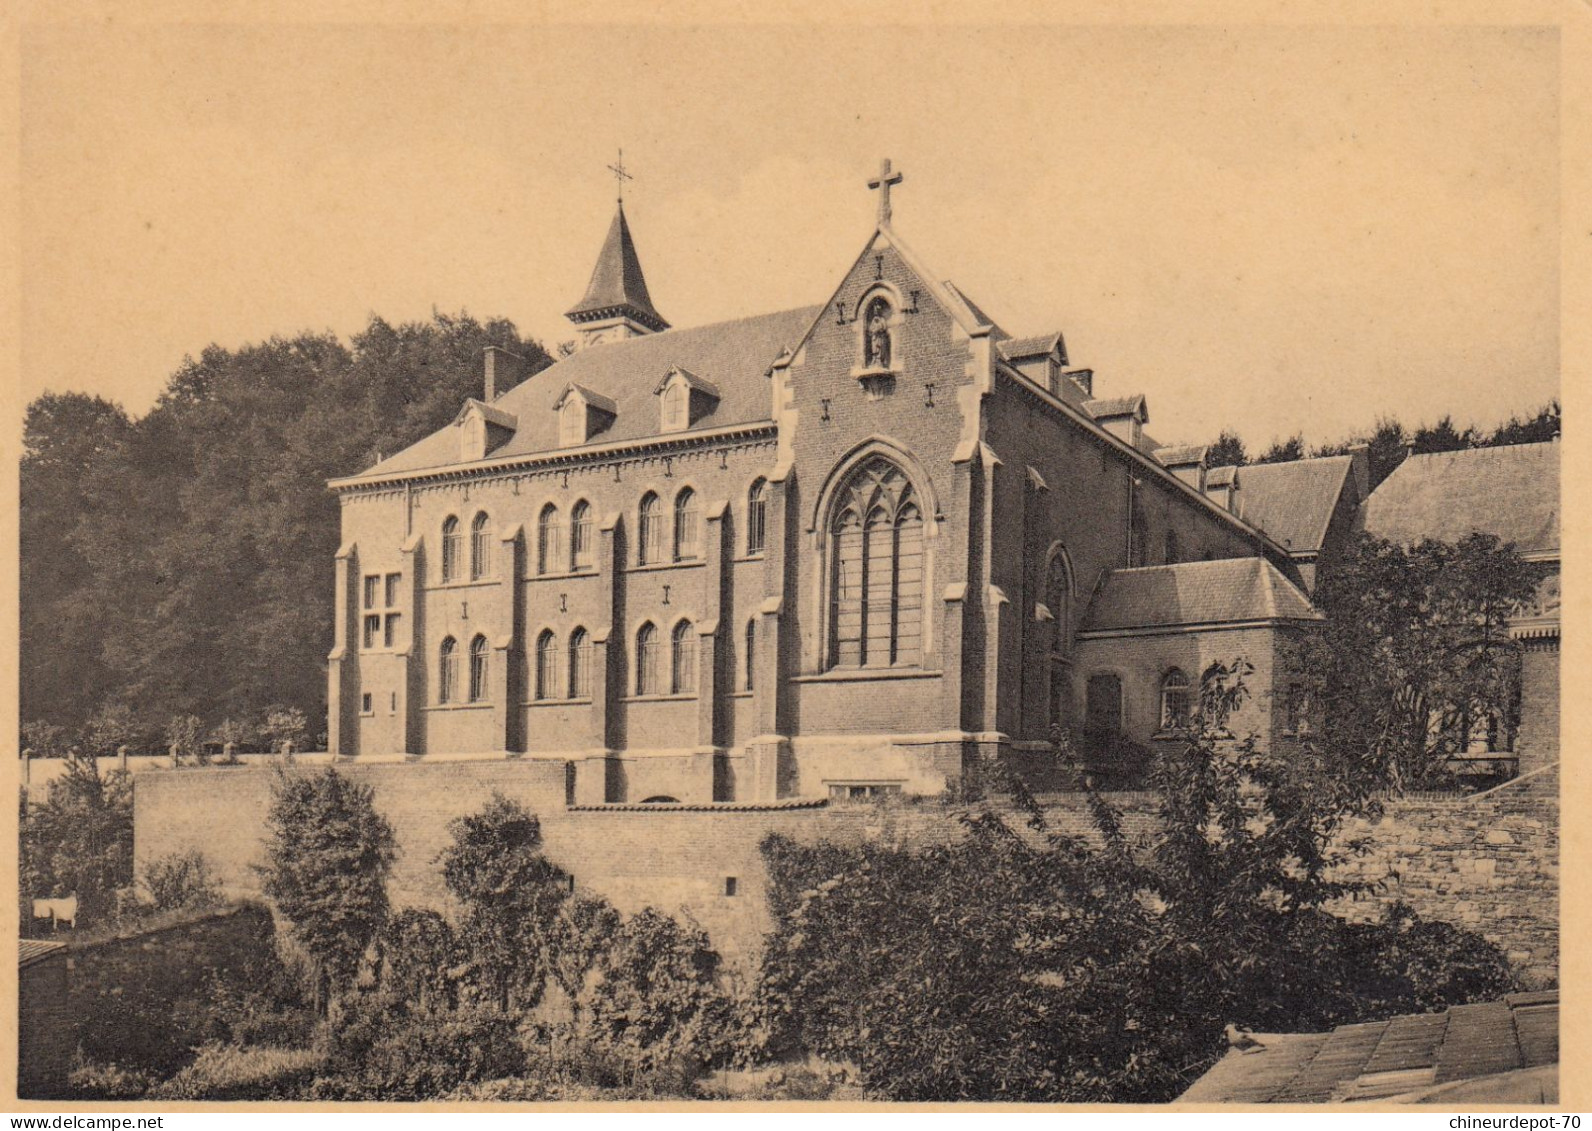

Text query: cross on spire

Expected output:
[607,148,634,202]
[867,157,904,226]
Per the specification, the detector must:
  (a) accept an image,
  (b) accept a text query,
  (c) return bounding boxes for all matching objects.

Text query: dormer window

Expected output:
[654,367,720,434]
[455,399,518,462]
[554,383,618,448]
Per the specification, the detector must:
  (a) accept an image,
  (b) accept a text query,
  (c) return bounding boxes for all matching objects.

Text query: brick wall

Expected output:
[19,952,72,1098]
[133,759,1558,980]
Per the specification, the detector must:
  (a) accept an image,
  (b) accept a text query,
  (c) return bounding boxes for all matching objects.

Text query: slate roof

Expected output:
[1206,464,1238,488]
[19,939,66,970]
[1359,442,1559,557]
[565,202,669,332]
[1084,394,1148,421]
[346,305,821,481]
[1236,455,1356,554]
[998,332,1064,361]
[1179,990,1558,1104]
[1155,444,1208,468]
[1080,557,1321,634]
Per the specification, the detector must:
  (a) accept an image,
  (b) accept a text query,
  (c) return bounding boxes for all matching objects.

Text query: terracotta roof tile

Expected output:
[1359,442,1558,556]
[1237,456,1357,554]
[1178,990,1558,1103]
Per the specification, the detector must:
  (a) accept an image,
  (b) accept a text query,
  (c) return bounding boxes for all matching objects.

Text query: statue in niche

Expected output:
[864,297,893,369]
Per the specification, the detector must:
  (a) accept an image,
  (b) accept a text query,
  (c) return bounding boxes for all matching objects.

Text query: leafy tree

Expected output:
[1255,433,1306,464]
[1411,414,1476,455]
[438,793,571,1010]
[258,767,396,1006]
[1486,399,1559,447]
[20,745,134,922]
[1289,531,1542,790]
[1205,429,1247,468]
[164,714,205,764]
[584,909,730,1076]
[753,665,1516,1102]
[19,313,550,734]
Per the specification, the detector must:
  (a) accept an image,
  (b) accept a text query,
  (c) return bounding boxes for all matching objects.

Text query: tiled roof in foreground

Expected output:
[1179,990,1558,1104]
[1081,557,1320,634]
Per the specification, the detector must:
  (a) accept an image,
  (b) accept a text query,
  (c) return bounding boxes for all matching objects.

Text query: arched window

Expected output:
[469,635,489,702]
[441,517,462,583]
[470,513,492,580]
[559,399,585,447]
[743,618,757,691]
[636,623,660,695]
[537,504,563,576]
[747,479,768,555]
[438,636,458,704]
[535,630,558,701]
[674,488,700,561]
[570,500,594,570]
[638,493,663,565]
[671,620,697,694]
[863,295,894,369]
[569,628,591,699]
[1160,669,1191,731]
[827,456,924,668]
[663,382,687,431]
[1086,673,1122,733]
[1045,551,1072,656]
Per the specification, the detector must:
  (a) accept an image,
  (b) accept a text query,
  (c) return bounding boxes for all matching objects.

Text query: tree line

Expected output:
[1204,399,1560,490]
[21,313,552,748]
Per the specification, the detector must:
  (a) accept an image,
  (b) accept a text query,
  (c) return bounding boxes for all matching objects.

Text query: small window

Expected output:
[636,622,660,695]
[469,635,490,702]
[827,782,902,803]
[363,614,381,650]
[361,692,373,714]
[671,620,697,695]
[559,398,585,447]
[441,517,462,582]
[569,628,591,699]
[389,692,397,714]
[385,572,401,607]
[725,877,738,897]
[743,618,757,691]
[1160,669,1191,732]
[747,479,768,555]
[439,637,458,704]
[471,513,492,579]
[639,493,663,565]
[363,575,379,609]
[535,630,558,701]
[571,501,594,570]
[674,488,700,561]
[538,504,563,576]
[663,382,687,431]
[383,612,401,649]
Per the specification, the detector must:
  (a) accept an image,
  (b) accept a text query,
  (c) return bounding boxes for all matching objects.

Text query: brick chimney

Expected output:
[482,346,525,402]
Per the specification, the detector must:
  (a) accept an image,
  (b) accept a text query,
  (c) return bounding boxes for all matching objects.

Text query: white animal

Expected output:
[32,895,78,929]
[1224,1024,1266,1053]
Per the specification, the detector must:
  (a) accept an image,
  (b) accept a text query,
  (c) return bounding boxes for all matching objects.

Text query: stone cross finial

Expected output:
[867,158,905,226]
[607,148,633,202]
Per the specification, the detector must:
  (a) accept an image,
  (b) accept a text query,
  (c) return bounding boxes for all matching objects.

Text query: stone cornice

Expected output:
[330,422,778,496]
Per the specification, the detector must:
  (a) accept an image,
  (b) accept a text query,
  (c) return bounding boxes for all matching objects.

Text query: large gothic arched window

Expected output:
[828,455,924,669]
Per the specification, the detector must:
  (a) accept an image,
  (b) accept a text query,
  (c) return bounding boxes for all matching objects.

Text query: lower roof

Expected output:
[1081,557,1321,634]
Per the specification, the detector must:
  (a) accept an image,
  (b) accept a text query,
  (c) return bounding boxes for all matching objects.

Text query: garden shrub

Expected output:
[140,848,223,912]
[310,998,526,1101]
[146,1043,321,1101]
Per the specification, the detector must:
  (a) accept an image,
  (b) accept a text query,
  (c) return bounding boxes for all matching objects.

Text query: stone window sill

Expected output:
[528,567,598,582]
[422,702,494,712]
[431,578,498,591]
[523,698,594,708]
[628,560,706,574]
[727,690,754,699]
[794,667,942,684]
[622,693,699,703]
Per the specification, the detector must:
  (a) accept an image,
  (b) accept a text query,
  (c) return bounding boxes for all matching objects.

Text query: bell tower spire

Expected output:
[565,152,670,349]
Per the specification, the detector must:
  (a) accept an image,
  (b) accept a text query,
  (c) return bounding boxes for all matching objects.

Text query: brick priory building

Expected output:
[131,163,1558,968]
[324,162,1324,804]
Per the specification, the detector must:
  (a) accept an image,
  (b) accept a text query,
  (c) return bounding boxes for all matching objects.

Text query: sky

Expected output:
[18,21,1560,452]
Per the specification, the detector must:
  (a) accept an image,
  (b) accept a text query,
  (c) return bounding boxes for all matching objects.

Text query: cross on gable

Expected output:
[867,158,904,226]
